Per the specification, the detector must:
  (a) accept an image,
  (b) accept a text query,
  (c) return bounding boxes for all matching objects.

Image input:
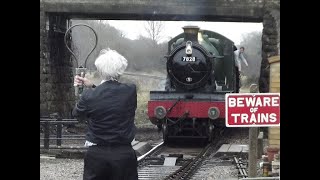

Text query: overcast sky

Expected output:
[106,20,262,45]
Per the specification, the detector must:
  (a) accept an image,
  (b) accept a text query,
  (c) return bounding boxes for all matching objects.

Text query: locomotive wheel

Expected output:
[157,124,162,132]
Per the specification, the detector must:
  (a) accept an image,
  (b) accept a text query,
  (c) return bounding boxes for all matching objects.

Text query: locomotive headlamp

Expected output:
[186,41,193,55]
[154,106,167,119]
[208,107,220,120]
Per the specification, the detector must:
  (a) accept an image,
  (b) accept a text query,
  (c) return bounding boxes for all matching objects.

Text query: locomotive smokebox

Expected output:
[183,26,200,42]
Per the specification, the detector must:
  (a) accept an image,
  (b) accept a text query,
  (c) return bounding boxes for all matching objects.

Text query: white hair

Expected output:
[94,48,128,81]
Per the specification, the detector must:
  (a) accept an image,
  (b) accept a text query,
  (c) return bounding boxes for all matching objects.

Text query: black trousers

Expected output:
[83,145,138,180]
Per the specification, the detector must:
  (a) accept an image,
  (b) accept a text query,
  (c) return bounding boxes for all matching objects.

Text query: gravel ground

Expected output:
[134,123,163,144]
[40,125,162,180]
[40,158,83,180]
[206,166,239,180]
[222,127,249,144]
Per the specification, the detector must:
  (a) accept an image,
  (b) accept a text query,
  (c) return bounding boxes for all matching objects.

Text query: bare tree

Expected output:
[71,20,167,73]
[118,30,126,38]
[144,21,164,45]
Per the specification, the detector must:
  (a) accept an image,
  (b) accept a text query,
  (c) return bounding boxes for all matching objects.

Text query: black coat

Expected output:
[72,81,137,145]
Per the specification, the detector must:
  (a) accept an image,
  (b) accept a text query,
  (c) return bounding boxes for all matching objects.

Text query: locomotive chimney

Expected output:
[198,30,204,43]
[183,26,200,42]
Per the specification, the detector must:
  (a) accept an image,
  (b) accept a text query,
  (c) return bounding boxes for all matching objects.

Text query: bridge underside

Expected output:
[43,0,265,22]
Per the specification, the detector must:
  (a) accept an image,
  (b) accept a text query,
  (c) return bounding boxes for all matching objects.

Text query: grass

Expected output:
[135,91,151,126]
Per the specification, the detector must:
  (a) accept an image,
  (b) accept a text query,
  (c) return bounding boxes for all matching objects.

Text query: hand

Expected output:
[74,75,93,87]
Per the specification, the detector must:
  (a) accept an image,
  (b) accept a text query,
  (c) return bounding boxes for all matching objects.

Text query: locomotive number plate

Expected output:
[182,57,196,62]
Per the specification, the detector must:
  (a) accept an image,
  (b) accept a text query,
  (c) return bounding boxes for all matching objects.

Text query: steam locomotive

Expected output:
[147,26,239,143]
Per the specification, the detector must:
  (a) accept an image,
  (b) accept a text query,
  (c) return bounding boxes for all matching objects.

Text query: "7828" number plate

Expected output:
[181,57,196,62]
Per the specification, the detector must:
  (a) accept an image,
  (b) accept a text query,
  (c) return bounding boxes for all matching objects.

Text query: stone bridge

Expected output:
[40,0,280,117]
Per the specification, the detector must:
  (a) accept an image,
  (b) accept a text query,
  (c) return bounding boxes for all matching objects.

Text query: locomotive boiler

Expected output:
[148,26,239,143]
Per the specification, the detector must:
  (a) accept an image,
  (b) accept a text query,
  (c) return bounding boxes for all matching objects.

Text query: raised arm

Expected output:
[240,53,248,67]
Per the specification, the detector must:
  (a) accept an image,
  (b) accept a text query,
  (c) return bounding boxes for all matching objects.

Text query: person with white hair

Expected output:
[72,48,138,180]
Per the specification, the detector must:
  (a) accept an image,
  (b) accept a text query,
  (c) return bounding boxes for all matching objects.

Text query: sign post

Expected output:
[248,126,258,177]
[248,84,259,177]
[226,84,280,177]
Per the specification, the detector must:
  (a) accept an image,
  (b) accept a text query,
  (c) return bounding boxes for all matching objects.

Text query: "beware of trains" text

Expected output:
[226,94,280,127]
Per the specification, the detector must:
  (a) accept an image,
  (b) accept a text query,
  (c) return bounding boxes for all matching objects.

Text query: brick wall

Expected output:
[40,3,75,117]
[259,6,280,93]
[40,2,50,116]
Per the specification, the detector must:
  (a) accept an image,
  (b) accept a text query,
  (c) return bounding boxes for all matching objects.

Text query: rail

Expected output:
[40,117,83,149]
[137,141,164,162]
[164,143,212,180]
[240,177,280,180]
[235,156,248,178]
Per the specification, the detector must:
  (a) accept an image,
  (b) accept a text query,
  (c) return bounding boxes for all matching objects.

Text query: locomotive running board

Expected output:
[150,91,231,101]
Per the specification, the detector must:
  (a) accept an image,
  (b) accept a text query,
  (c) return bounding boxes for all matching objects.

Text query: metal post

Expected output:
[44,121,50,149]
[56,118,62,147]
[248,84,258,177]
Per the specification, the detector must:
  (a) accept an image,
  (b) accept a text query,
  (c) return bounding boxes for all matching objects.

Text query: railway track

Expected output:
[189,149,247,180]
[186,128,249,180]
[137,128,249,180]
[40,124,249,179]
[137,142,203,180]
